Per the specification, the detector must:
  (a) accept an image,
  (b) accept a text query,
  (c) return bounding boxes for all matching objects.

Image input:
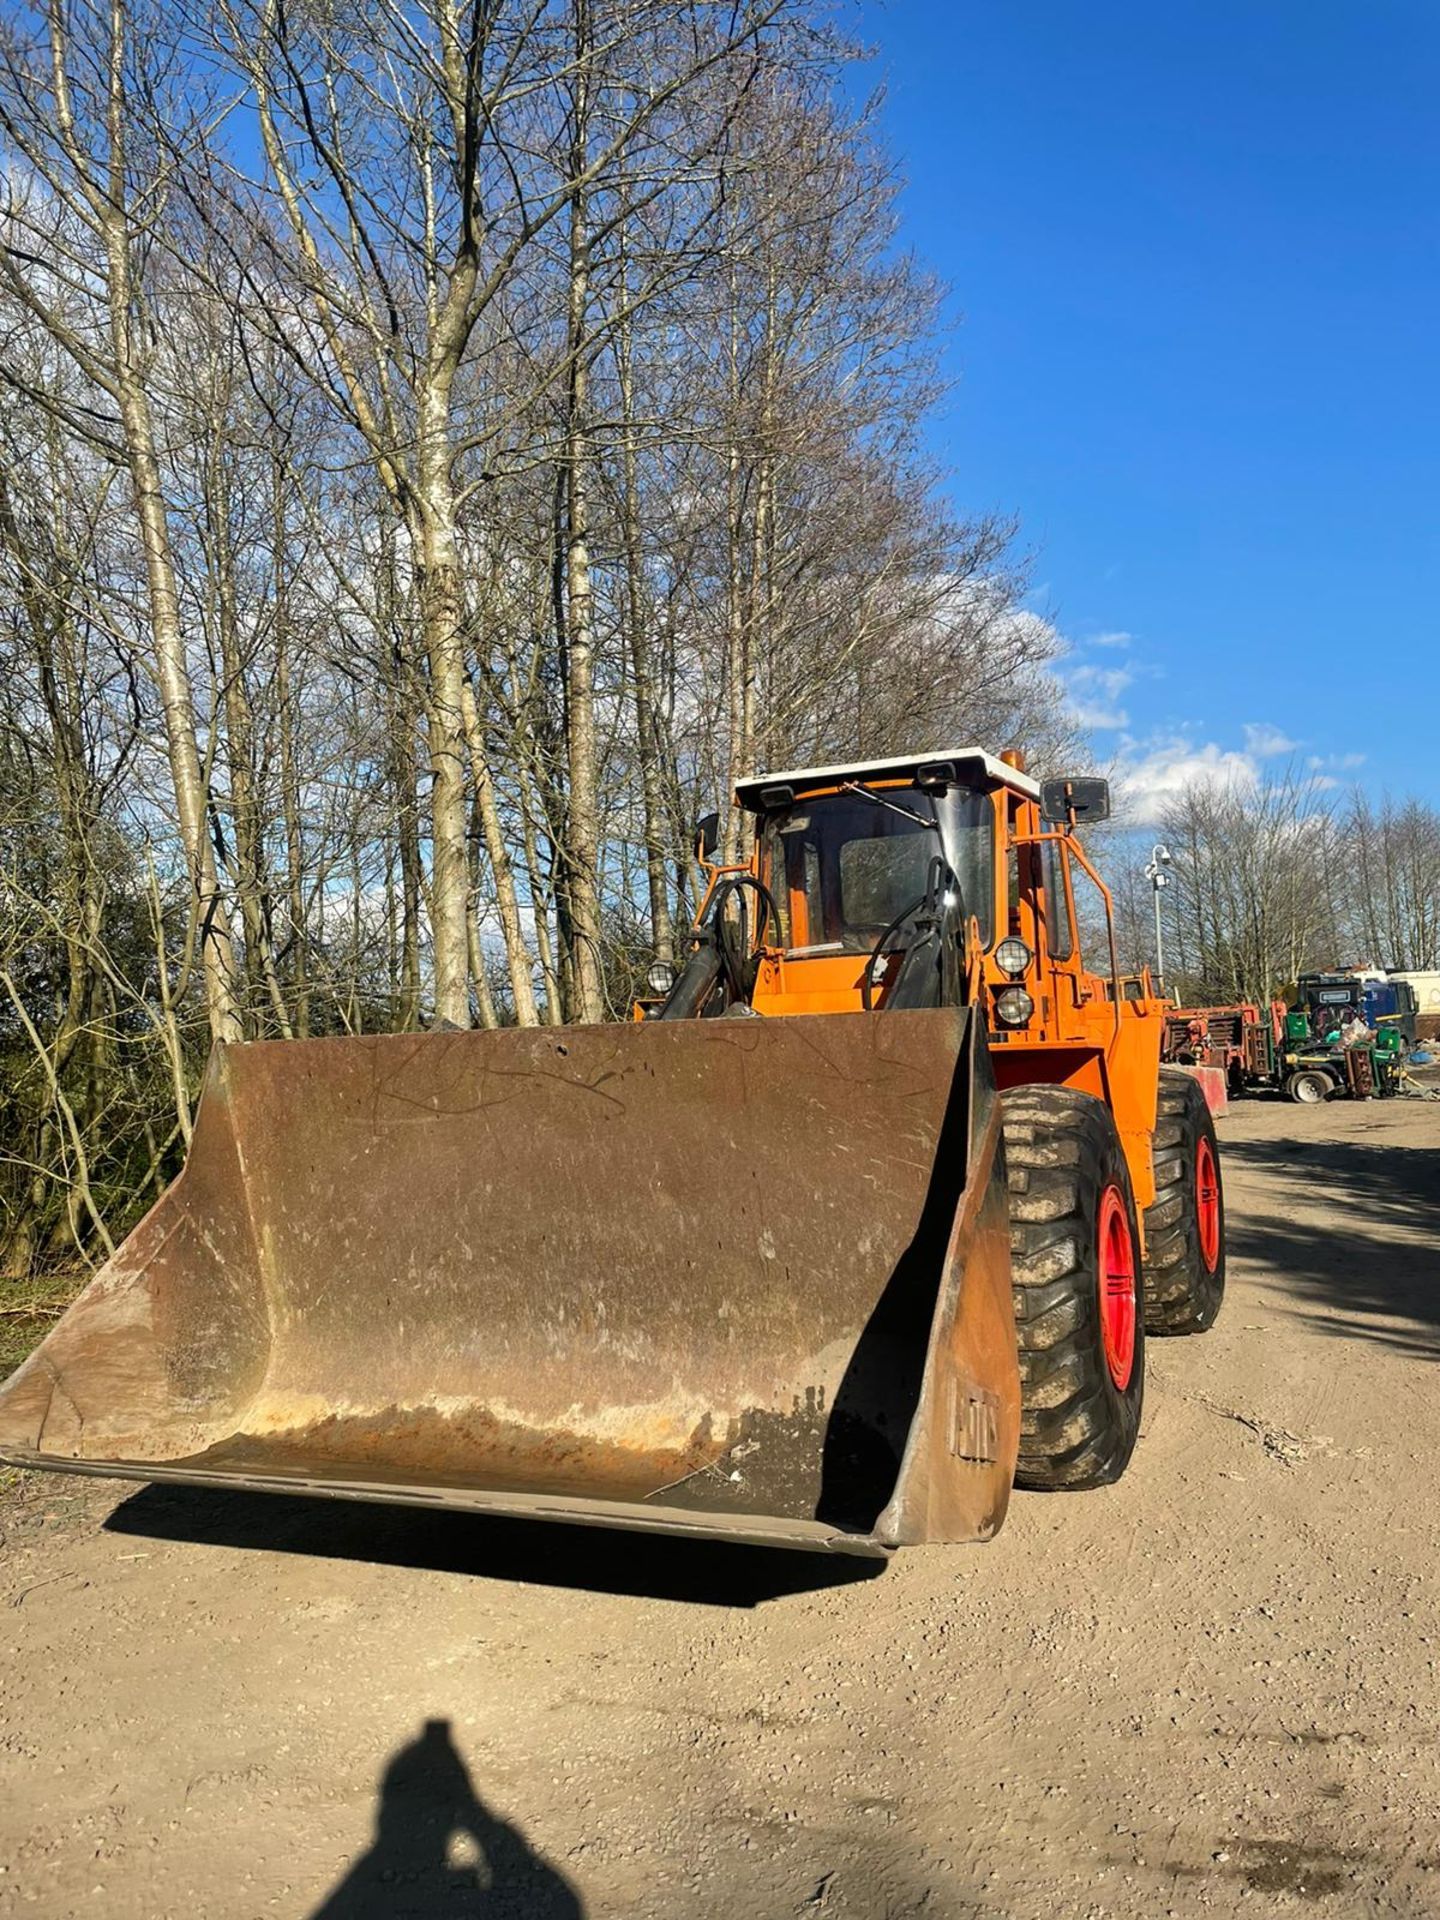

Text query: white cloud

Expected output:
[1112,732,1261,824]
[1242,722,1300,758]
[1066,661,1132,731]
[1108,720,1367,825]
[1075,664,1133,700]
[1089,630,1134,649]
[1070,700,1130,730]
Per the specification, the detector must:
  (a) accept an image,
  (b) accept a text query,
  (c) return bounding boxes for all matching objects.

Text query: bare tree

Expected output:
[1156,765,1341,1002]
[1343,790,1440,969]
[0,0,243,1040]
[0,0,1172,1273]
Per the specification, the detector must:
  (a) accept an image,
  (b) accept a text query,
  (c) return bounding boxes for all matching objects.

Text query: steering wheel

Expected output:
[707,874,780,1003]
[860,893,928,1012]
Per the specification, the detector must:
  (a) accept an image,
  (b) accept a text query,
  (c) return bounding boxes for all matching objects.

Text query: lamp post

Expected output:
[1143,844,1172,992]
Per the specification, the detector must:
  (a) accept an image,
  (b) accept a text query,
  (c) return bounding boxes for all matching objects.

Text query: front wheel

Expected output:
[1002,1087,1145,1491]
[1285,1068,1333,1104]
[1143,1071,1225,1335]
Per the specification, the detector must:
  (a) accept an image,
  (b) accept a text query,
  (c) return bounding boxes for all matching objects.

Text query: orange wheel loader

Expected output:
[0,747,1224,1557]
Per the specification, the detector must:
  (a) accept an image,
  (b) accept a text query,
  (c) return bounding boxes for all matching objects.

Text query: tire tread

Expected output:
[1002,1086,1145,1491]
[1141,1069,1226,1334]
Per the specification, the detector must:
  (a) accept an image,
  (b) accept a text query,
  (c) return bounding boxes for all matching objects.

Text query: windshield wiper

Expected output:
[839,782,937,829]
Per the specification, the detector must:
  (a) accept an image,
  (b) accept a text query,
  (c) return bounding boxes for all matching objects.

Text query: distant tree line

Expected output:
[0,0,1078,1272]
[1108,769,1440,1007]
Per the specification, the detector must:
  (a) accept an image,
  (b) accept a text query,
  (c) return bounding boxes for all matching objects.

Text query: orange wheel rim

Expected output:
[1097,1184,1137,1391]
[1196,1137,1221,1272]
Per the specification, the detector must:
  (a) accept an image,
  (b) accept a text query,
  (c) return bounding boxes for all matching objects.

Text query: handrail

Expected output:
[1013,830,1122,1041]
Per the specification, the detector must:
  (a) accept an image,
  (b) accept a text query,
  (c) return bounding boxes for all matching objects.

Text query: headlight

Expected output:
[995,986,1035,1027]
[646,960,676,997]
[995,936,1032,979]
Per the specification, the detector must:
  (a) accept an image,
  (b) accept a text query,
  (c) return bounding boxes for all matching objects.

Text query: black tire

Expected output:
[1143,1070,1226,1336]
[1285,1067,1332,1104]
[1001,1086,1145,1491]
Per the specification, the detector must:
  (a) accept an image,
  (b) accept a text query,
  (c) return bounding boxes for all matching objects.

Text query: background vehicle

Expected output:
[1163,973,1418,1104]
[0,749,1225,1558]
[1274,973,1414,1102]
[1294,972,1417,1052]
[1390,969,1440,1042]
[1161,1003,1278,1095]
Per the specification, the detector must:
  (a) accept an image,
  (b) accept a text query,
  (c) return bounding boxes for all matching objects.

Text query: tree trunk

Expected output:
[411,468,474,1028]
[518,790,565,1025]
[722,436,749,865]
[460,676,540,1025]
[272,462,313,1039]
[615,278,674,965]
[377,572,424,1033]
[464,811,501,1030]
[111,331,243,1043]
[558,32,606,1024]
[209,441,292,1037]
[720,246,749,865]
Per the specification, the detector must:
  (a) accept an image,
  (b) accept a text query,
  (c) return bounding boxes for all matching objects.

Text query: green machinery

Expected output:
[1274,973,1414,1104]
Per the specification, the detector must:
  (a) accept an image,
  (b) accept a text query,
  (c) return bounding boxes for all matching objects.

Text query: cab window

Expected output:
[1043,838,1074,960]
[759,786,994,953]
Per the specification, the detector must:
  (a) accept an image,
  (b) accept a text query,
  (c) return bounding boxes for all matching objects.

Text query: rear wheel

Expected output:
[1285,1068,1332,1104]
[1143,1071,1226,1335]
[1001,1086,1145,1490]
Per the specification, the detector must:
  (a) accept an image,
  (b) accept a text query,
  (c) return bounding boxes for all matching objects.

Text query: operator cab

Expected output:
[659,749,1044,1022]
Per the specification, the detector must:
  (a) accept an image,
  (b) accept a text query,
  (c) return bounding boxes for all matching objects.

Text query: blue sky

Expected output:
[854,0,1439,814]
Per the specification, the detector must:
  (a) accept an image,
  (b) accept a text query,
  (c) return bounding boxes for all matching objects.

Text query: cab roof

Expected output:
[734,748,1041,812]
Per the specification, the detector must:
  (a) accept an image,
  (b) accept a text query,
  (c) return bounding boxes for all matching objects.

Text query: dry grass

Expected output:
[0,1275,89,1499]
[0,1270,88,1377]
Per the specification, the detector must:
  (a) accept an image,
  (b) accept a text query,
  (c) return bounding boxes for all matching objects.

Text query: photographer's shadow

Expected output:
[311,1718,583,1918]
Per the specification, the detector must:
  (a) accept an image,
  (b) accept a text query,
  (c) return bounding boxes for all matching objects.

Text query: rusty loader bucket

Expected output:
[0,1010,1019,1556]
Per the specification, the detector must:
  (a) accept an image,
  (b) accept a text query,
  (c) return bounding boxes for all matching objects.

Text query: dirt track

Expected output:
[2,1093,1438,1919]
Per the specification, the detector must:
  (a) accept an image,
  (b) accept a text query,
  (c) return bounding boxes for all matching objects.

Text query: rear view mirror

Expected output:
[696,811,721,859]
[1040,776,1111,826]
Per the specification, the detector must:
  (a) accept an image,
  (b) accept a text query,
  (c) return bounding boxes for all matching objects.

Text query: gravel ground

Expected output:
[1,1090,1437,1919]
